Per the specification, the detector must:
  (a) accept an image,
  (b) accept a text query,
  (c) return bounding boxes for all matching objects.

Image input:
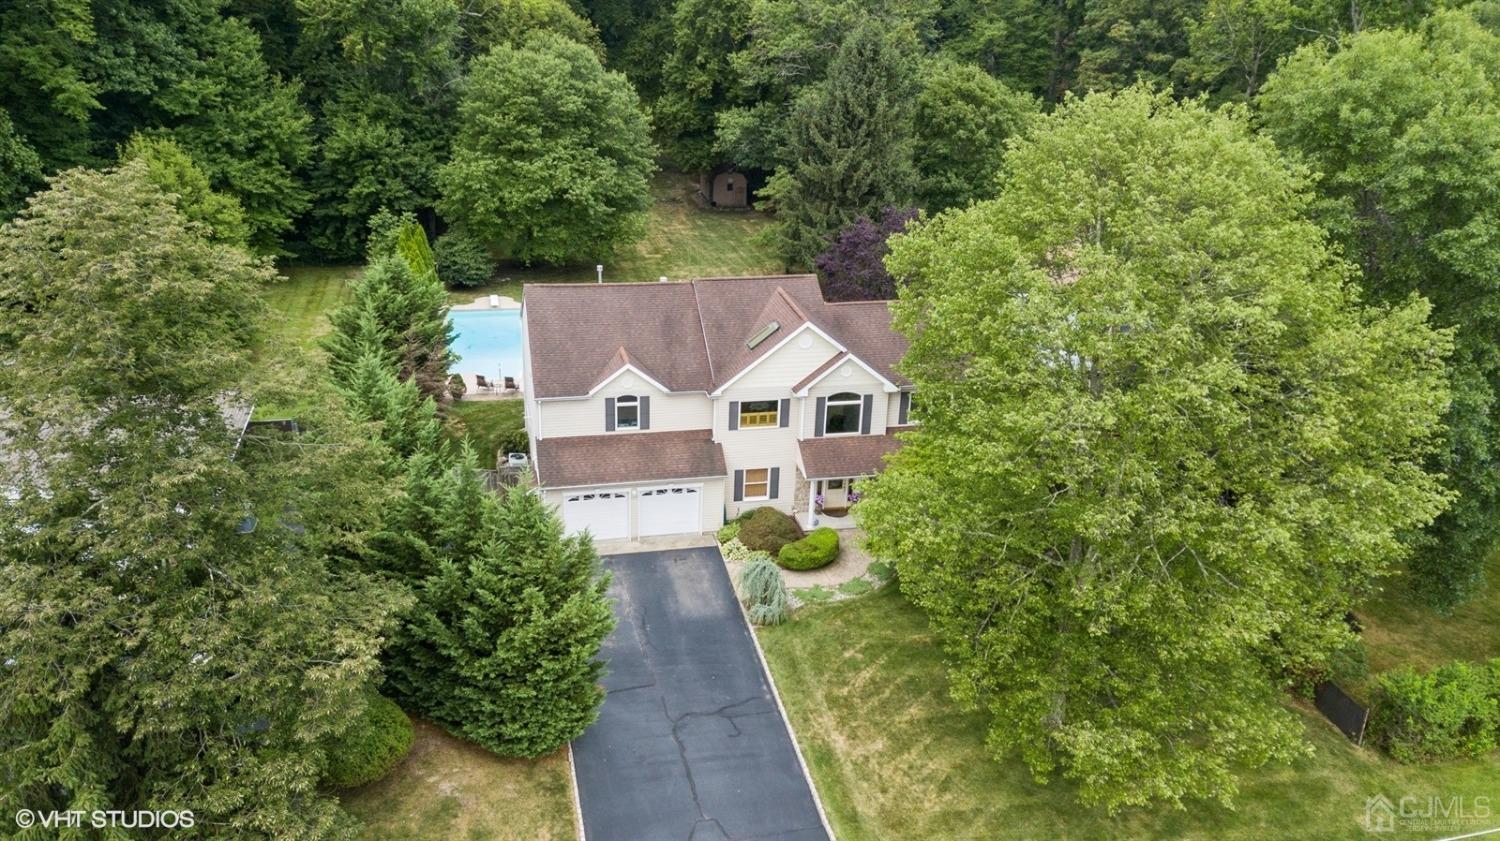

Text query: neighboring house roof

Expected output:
[797,431,907,480]
[535,430,727,488]
[524,275,910,399]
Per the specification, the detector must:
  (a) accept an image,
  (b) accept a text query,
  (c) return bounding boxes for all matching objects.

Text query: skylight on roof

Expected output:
[747,320,780,349]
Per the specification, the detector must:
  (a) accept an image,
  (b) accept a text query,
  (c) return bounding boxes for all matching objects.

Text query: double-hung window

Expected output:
[742,468,770,500]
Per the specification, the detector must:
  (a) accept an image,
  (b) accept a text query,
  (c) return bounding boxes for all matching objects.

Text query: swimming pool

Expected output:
[448,308,524,386]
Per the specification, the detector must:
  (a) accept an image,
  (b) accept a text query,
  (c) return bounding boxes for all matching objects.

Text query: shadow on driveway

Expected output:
[572,546,829,841]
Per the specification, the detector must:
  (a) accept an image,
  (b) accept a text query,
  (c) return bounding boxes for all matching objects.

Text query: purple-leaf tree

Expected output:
[814,205,919,302]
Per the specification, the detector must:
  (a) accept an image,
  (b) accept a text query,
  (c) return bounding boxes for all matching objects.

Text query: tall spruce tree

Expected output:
[764,20,919,269]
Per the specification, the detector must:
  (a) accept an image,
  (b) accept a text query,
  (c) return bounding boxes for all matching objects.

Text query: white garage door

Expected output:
[637,485,702,537]
[562,490,629,540]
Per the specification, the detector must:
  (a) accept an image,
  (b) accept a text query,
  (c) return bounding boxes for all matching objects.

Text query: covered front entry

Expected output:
[637,485,702,537]
[562,490,630,540]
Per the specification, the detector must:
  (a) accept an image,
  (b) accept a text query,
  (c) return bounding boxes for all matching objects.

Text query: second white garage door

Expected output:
[637,485,702,537]
[562,490,629,541]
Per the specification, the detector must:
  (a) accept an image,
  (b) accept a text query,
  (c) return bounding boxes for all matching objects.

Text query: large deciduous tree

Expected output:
[0,162,403,838]
[913,58,1037,211]
[296,0,461,257]
[1258,10,1500,610]
[860,87,1452,810]
[438,33,655,265]
[814,206,918,302]
[764,20,919,269]
[120,133,250,246]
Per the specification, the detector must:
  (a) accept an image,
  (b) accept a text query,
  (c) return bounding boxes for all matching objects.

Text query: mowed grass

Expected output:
[452,171,781,303]
[342,719,577,841]
[758,585,1500,841]
[262,263,360,353]
[1358,556,1500,680]
[444,399,526,466]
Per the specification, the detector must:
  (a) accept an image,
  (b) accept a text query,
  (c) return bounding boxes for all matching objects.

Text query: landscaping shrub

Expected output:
[323,693,415,788]
[739,556,790,626]
[778,527,840,571]
[448,373,467,399]
[435,228,495,288]
[1371,660,1500,763]
[736,507,803,555]
[717,520,741,543]
[496,424,529,457]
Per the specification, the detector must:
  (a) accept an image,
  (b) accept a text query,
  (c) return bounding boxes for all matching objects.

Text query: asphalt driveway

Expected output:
[572,545,829,841]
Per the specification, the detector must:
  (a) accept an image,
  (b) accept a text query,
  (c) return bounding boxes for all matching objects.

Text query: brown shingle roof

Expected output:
[535,430,726,488]
[524,282,713,398]
[524,275,910,399]
[798,433,905,479]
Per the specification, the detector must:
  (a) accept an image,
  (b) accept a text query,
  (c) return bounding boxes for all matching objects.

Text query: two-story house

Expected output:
[520,275,913,540]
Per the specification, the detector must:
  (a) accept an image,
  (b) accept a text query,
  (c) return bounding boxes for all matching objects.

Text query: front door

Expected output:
[822,478,848,511]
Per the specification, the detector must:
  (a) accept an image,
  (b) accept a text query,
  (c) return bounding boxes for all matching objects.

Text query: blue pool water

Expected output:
[448,308,524,385]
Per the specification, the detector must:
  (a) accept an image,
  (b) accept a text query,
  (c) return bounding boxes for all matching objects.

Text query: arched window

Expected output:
[615,395,639,430]
[824,392,862,435]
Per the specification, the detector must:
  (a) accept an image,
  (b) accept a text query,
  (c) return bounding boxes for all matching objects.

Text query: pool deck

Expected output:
[449,293,521,312]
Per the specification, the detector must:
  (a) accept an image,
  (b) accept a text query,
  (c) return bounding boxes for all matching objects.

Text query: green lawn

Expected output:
[342,719,576,841]
[449,171,781,304]
[444,400,526,467]
[263,263,360,353]
[759,584,1500,841]
[1358,558,1500,683]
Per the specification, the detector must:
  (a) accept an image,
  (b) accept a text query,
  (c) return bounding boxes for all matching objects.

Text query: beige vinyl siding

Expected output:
[538,376,712,439]
[728,327,842,391]
[803,363,890,438]
[716,334,839,518]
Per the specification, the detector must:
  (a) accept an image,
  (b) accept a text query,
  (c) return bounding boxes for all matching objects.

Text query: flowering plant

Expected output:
[814,494,826,512]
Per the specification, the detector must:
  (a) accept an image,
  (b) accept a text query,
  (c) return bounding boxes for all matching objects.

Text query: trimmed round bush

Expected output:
[778,527,840,571]
[323,693,414,788]
[435,228,495,288]
[736,507,803,555]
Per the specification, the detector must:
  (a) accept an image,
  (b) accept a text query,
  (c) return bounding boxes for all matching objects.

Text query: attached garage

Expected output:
[561,490,629,541]
[637,485,702,537]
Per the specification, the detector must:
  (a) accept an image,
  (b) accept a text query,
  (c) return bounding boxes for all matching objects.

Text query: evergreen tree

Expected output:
[389,448,615,757]
[764,20,919,268]
[323,252,455,402]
